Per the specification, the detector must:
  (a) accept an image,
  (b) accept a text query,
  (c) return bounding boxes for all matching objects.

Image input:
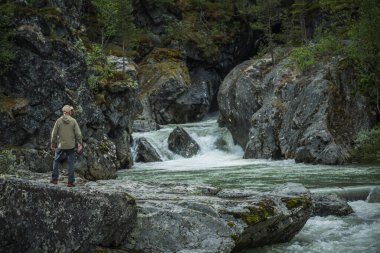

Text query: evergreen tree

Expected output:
[319,0,359,36]
[348,0,380,114]
[91,0,119,52]
[250,0,281,64]
[116,0,135,72]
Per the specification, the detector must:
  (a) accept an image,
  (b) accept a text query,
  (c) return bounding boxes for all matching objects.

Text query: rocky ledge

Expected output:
[0,177,137,253]
[0,176,354,253]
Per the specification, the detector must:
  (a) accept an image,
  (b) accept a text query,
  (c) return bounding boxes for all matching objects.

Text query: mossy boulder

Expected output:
[138,47,199,124]
[138,48,217,123]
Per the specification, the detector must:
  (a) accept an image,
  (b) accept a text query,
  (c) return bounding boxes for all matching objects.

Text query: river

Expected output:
[119,116,380,253]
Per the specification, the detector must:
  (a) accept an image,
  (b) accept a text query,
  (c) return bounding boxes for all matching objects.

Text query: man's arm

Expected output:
[74,120,83,151]
[51,119,59,149]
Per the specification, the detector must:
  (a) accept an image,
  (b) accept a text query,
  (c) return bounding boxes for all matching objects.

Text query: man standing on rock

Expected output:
[50,105,83,187]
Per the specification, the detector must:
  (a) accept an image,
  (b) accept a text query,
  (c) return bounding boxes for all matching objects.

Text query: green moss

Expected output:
[227,221,235,228]
[282,196,312,210]
[98,139,111,154]
[141,47,184,65]
[138,49,190,97]
[231,234,239,242]
[238,200,277,225]
[240,212,260,224]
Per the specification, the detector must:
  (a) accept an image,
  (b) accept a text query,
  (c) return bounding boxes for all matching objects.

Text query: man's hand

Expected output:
[51,143,56,150]
[77,143,83,154]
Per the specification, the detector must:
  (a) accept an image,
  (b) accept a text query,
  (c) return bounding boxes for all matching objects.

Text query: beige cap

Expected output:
[62,105,74,112]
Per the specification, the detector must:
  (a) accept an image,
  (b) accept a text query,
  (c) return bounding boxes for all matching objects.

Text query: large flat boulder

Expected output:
[1,175,353,253]
[88,181,313,253]
[0,178,137,252]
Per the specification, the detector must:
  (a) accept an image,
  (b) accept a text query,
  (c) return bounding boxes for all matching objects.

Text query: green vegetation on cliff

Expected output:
[352,127,380,163]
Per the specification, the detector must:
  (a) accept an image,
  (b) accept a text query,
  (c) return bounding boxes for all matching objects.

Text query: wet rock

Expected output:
[218,51,373,164]
[85,181,312,253]
[311,193,354,216]
[134,137,162,163]
[168,127,200,158]
[0,177,137,253]
[138,48,192,124]
[132,119,160,132]
[367,186,380,203]
[175,68,222,121]
[76,136,118,180]
[0,175,313,253]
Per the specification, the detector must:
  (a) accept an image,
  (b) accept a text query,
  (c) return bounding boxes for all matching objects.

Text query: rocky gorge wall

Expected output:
[132,0,256,124]
[0,1,141,179]
[218,51,374,164]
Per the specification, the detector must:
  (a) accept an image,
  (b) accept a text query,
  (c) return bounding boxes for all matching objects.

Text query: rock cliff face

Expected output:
[0,1,141,179]
[133,0,256,122]
[218,52,374,164]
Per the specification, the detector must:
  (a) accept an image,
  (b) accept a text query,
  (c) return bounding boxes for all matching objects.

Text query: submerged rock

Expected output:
[218,50,373,164]
[311,193,354,216]
[0,178,137,253]
[367,186,380,203]
[132,119,160,132]
[134,137,162,163]
[168,127,200,157]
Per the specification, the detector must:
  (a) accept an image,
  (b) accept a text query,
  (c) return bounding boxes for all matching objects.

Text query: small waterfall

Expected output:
[132,115,243,164]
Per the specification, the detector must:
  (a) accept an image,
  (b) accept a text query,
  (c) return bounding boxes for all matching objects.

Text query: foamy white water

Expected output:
[120,115,380,253]
[246,201,380,253]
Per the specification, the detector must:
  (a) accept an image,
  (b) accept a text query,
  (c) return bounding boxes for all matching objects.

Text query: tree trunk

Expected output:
[122,41,126,73]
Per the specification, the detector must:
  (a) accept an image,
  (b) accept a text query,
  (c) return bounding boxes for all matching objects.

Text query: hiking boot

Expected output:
[67,182,76,187]
[50,179,58,185]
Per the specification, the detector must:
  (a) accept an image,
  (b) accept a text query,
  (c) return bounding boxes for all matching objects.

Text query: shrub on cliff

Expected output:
[0,150,19,175]
[352,127,380,163]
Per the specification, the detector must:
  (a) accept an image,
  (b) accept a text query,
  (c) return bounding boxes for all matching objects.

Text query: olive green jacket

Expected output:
[51,115,83,149]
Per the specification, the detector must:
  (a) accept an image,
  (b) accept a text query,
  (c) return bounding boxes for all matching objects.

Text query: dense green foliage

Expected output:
[348,0,380,112]
[90,0,147,53]
[163,0,242,59]
[248,0,281,64]
[352,127,380,163]
[0,149,22,174]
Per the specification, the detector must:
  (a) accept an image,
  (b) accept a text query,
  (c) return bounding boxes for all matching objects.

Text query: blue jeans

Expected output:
[52,148,75,183]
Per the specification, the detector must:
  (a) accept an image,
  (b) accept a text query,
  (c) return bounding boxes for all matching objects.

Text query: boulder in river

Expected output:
[134,137,162,163]
[311,193,354,216]
[367,186,380,203]
[168,127,200,157]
